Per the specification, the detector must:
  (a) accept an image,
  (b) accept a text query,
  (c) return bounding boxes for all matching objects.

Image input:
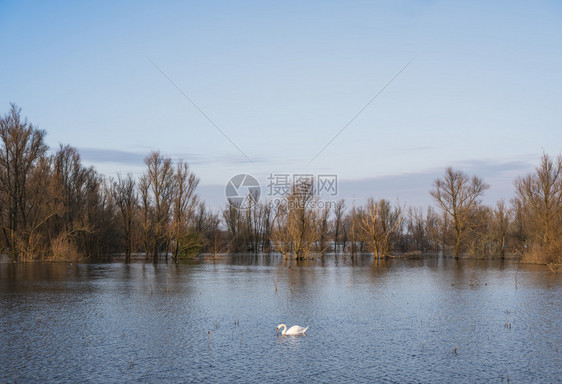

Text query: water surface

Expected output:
[1,255,561,383]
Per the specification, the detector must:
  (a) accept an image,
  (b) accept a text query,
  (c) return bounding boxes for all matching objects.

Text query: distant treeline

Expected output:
[1,104,561,264]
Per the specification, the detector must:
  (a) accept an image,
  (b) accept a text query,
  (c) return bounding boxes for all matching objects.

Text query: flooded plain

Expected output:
[1,255,561,383]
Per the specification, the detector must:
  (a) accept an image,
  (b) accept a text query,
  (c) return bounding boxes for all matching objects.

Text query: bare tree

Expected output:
[272,180,321,259]
[53,145,89,237]
[357,198,403,264]
[7,104,562,264]
[491,200,510,259]
[0,104,48,261]
[194,202,222,253]
[171,160,199,260]
[52,145,106,260]
[406,207,428,252]
[257,201,272,252]
[0,105,215,262]
[222,202,242,252]
[144,151,174,262]
[138,174,152,259]
[514,153,562,263]
[350,202,359,255]
[339,211,351,253]
[317,204,331,254]
[464,204,492,258]
[85,175,117,260]
[332,199,346,253]
[510,198,527,252]
[430,167,490,258]
[113,174,138,262]
[241,189,261,253]
[18,156,61,261]
[194,201,207,233]
[424,206,440,253]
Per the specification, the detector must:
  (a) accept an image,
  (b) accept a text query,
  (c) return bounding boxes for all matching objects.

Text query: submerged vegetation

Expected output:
[1,104,560,263]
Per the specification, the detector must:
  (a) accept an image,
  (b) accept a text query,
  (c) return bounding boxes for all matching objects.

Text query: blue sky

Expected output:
[1,0,561,209]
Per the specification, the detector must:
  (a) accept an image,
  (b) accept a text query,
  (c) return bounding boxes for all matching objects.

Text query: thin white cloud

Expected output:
[336,158,536,208]
[77,147,269,167]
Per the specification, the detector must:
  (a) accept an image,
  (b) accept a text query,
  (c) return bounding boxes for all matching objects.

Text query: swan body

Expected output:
[276,324,308,335]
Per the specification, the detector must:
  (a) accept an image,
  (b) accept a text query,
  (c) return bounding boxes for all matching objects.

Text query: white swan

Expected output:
[276,324,309,335]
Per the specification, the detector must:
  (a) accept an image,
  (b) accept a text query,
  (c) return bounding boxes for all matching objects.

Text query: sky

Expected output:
[1,0,561,210]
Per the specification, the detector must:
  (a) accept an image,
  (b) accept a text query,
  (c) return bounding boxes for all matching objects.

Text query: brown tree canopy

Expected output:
[0,104,48,261]
[1,104,560,264]
[514,153,562,263]
[430,167,490,258]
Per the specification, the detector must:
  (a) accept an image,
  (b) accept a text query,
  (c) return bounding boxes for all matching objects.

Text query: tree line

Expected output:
[1,104,560,264]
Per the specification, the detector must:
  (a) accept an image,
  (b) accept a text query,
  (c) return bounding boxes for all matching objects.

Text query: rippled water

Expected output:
[1,255,561,383]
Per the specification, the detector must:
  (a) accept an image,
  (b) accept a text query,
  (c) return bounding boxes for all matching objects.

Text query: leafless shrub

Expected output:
[49,232,81,262]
